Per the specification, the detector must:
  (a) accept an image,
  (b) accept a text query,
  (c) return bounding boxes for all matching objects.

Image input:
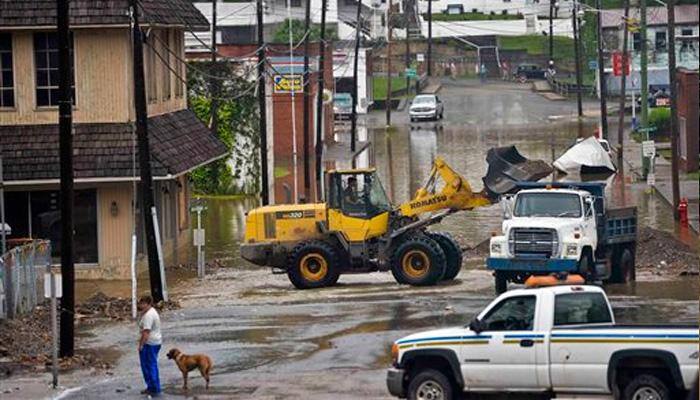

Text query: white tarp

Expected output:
[554,137,616,174]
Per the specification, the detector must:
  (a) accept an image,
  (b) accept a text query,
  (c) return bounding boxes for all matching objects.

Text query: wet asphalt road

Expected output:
[14,80,698,400]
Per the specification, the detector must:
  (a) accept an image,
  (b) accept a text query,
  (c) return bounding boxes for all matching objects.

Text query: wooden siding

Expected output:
[92,184,134,279]
[0,28,187,126]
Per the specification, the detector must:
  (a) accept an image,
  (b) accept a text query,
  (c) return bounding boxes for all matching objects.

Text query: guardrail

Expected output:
[547,75,594,97]
[0,240,52,319]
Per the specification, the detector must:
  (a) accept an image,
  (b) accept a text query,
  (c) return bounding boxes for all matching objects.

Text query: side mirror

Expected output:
[501,194,514,219]
[469,318,484,334]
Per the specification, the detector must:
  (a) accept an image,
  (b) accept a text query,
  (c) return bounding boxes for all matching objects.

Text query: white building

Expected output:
[417,0,573,18]
[333,49,373,113]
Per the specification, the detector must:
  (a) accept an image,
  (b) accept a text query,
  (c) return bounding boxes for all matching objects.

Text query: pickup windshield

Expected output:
[514,193,582,218]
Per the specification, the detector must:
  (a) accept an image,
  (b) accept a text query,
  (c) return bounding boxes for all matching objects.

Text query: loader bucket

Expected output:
[482,146,553,200]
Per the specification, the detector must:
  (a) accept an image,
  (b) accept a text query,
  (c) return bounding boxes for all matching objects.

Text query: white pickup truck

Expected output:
[386,285,698,400]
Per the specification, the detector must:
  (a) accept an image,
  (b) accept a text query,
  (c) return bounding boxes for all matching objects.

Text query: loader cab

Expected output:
[327,169,392,219]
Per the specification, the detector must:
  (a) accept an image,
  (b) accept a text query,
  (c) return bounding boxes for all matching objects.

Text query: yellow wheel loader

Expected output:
[241,147,552,289]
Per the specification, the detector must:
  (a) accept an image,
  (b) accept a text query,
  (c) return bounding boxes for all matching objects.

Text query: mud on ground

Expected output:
[0,293,180,378]
[636,227,699,277]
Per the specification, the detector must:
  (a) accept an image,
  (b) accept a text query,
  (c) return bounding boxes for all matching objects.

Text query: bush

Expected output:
[649,107,671,139]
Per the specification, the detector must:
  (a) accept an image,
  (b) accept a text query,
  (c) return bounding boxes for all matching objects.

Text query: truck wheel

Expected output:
[428,232,463,281]
[287,241,341,289]
[391,236,446,286]
[495,271,508,294]
[611,248,635,284]
[578,250,593,281]
[407,369,454,400]
[622,374,671,400]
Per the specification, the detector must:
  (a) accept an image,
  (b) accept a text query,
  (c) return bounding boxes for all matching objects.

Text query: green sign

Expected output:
[405,68,417,78]
[637,126,657,132]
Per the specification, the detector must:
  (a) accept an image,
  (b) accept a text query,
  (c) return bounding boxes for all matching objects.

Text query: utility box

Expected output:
[676,68,698,173]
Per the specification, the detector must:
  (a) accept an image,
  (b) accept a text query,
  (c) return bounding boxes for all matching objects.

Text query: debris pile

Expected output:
[635,227,699,276]
[77,292,180,324]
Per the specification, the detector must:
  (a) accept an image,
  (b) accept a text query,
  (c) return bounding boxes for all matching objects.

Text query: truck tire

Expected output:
[407,369,454,400]
[495,271,508,295]
[428,232,463,281]
[287,241,341,289]
[578,250,593,281]
[611,248,635,284]
[391,236,446,286]
[622,374,671,400]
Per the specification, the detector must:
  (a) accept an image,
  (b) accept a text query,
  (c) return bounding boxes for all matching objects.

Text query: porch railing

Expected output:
[0,240,52,320]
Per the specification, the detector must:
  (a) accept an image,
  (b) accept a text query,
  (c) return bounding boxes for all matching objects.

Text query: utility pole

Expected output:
[385,0,393,126]
[595,0,608,139]
[257,0,269,205]
[130,0,164,303]
[210,0,219,138]
[315,0,328,199]
[351,0,362,155]
[549,0,554,67]
[302,0,312,199]
[57,0,75,358]
[427,0,432,76]
[572,2,583,118]
[640,0,649,177]
[405,27,410,97]
[616,0,630,160]
[667,0,680,216]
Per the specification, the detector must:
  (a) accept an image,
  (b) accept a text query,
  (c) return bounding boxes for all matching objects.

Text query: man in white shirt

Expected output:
[137,295,162,396]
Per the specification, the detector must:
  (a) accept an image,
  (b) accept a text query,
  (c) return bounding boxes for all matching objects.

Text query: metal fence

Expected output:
[0,240,51,319]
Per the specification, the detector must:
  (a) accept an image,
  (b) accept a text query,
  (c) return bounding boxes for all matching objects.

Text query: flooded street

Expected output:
[18,80,697,400]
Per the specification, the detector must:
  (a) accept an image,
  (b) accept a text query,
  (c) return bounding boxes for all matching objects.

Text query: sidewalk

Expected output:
[615,130,699,233]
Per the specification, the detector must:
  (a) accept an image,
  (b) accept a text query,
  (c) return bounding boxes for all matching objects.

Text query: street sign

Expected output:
[642,140,656,157]
[44,272,62,298]
[193,228,205,247]
[405,68,417,78]
[416,53,425,62]
[273,75,304,93]
[638,126,657,132]
[588,60,598,70]
[612,52,630,76]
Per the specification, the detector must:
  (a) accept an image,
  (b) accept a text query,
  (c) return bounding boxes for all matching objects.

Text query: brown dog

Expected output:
[166,348,213,390]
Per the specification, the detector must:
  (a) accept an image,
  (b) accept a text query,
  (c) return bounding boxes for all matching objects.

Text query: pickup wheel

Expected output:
[407,369,454,400]
[287,241,341,289]
[623,374,671,400]
[428,232,463,281]
[391,236,447,286]
[494,271,508,294]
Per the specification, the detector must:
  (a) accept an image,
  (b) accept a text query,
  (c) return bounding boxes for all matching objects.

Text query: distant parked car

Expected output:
[333,93,353,121]
[514,63,546,82]
[409,94,444,122]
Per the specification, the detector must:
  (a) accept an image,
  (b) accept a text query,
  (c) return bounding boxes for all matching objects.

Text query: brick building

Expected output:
[676,68,698,173]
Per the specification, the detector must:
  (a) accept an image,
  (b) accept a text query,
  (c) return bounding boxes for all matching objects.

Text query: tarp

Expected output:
[554,137,616,174]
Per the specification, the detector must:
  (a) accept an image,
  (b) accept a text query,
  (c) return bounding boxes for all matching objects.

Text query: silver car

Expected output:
[409,94,444,122]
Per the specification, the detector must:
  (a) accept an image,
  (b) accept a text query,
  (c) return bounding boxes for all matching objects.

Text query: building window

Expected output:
[34,32,74,107]
[655,31,667,51]
[4,190,98,264]
[146,32,158,103]
[173,31,185,97]
[681,28,693,36]
[289,0,302,6]
[0,33,14,108]
[161,31,171,100]
[632,32,641,51]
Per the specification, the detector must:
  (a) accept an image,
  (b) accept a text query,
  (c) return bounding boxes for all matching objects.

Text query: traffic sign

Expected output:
[637,126,657,132]
[416,53,425,62]
[642,140,656,157]
[588,60,598,70]
[405,68,417,78]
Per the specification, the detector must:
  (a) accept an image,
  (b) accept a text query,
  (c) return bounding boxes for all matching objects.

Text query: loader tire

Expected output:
[287,241,341,289]
[390,236,446,286]
[428,232,463,281]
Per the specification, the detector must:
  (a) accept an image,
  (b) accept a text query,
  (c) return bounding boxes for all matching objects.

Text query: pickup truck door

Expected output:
[461,294,544,390]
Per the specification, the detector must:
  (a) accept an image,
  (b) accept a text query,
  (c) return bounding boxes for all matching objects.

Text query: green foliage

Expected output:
[188,61,260,195]
[272,19,338,44]
[649,107,671,138]
[426,12,522,21]
[498,35,575,61]
[372,76,408,100]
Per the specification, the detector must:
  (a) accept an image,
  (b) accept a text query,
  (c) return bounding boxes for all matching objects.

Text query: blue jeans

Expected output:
[139,344,161,394]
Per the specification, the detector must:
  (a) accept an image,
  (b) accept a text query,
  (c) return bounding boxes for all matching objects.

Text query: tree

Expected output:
[272,19,337,44]
[188,61,260,195]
